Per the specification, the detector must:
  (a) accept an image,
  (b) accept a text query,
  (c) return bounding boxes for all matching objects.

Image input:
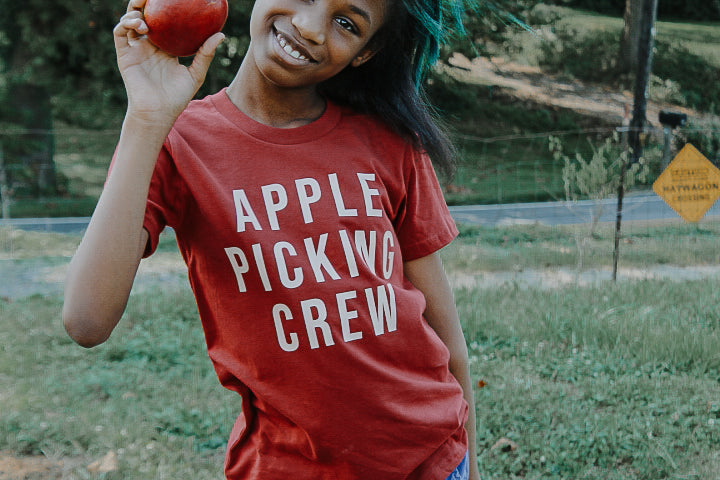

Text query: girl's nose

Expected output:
[291,7,327,44]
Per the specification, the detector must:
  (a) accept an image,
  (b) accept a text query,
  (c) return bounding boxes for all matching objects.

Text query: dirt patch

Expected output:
[0,452,65,480]
[0,451,116,480]
[0,251,189,300]
[450,264,720,290]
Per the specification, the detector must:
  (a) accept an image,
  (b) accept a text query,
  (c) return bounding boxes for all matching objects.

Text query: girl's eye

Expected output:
[335,17,358,33]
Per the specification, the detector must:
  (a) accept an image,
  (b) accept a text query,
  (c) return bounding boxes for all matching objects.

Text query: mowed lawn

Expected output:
[1,224,719,479]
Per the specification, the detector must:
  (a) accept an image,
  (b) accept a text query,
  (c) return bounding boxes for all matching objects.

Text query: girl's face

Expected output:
[247,0,389,90]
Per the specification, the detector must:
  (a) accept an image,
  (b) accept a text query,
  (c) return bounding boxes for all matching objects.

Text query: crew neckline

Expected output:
[211,88,342,145]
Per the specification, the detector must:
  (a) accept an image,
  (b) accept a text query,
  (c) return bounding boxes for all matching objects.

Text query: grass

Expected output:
[0,291,236,479]
[1,225,720,478]
[445,219,720,274]
[460,280,720,479]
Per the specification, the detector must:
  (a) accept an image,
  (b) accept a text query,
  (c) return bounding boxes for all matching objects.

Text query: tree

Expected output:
[619,0,643,75]
[0,0,254,201]
[0,0,128,195]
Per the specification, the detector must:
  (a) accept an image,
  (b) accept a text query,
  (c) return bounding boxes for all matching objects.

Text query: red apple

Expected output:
[144,0,228,57]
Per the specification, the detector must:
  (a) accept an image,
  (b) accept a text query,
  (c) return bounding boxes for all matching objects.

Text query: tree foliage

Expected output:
[546,0,720,21]
[0,0,532,128]
[0,0,254,128]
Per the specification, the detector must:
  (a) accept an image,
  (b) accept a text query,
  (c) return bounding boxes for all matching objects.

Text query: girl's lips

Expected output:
[272,26,316,64]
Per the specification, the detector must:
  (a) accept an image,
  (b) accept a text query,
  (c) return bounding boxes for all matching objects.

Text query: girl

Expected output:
[63,0,480,478]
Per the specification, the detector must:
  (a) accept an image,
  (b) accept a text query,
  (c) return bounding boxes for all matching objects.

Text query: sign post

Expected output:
[652,143,720,222]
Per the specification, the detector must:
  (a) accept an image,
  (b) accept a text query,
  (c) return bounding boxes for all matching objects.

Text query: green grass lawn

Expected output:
[1,224,720,478]
[461,280,720,479]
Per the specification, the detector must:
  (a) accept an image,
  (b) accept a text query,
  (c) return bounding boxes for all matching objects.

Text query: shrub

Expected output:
[538,27,621,83]
[653,41,720,114]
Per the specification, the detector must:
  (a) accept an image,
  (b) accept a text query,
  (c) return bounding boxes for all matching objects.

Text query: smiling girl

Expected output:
[63,0,479,478]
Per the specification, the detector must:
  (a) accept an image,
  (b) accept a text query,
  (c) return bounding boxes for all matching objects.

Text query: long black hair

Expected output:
[319,0,465,178]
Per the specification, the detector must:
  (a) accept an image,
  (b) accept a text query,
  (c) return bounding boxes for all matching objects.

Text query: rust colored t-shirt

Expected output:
[142,89,467,479]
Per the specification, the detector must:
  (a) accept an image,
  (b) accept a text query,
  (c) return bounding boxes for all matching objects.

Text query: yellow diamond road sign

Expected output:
[653,143,720,222]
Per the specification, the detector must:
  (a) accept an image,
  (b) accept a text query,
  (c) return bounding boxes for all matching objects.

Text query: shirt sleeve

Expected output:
[142,142,189,257]
[394,147,459,261]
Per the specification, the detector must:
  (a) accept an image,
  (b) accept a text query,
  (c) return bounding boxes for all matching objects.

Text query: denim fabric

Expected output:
[445,451,469,480]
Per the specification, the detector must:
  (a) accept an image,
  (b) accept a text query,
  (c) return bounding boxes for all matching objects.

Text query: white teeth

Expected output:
[276,33,308,60]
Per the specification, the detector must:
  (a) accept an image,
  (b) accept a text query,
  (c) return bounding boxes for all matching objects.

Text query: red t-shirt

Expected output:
[142,89,467,479]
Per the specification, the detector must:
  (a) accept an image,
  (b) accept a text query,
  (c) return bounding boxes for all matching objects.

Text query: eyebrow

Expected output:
[348,5,372,24]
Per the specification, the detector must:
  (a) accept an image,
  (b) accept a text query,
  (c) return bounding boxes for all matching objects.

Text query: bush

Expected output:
[538,27,620,83]
[677,120,720,168]
[535,25,720,115]
[653,41,720,115]
[547,0,720,21]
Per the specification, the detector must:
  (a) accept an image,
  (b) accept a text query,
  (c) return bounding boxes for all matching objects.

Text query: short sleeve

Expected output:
[394,148,459,261]
[142,143,189,257]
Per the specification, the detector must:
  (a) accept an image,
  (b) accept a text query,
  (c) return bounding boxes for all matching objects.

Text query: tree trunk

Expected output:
[2,25,58,197]
[0,142,10,219]
[619,0,644,75]
[5,83,57,196]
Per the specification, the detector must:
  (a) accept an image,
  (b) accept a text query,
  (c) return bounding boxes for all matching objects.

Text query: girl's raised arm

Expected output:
[63,0,223,347]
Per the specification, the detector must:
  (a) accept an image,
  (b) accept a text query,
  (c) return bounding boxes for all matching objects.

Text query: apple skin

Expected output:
[144,0,228,57]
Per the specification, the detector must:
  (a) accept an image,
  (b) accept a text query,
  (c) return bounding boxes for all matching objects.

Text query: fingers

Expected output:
[126,0,147,13]
[113,10,149,51]
[187,33,226,84]
[115,0,149,45]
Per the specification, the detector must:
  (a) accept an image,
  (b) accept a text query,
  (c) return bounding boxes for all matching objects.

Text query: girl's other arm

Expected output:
[62,0,223,347]
[62,117,165,348]
[404,252,481,480]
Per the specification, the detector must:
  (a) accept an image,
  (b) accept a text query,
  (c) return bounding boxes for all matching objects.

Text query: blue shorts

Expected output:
[445,451,469,480]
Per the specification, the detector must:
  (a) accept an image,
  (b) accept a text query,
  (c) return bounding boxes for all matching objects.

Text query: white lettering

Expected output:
[355,230,377,274]
[328,173,358,217]
[261,184,289,231]
[382,231,395,280]
[337,290,362,343]
[357,173,383,217]
[274,242,303,289]
[338,230,360,278]
[224,247,250,292]
[273,304,299,352]
[304,234,341,283]
[301,298,334,349]
[366,284,397,335]
[295,178,322,224]
[233,189,262,233]
[251,243,272,291]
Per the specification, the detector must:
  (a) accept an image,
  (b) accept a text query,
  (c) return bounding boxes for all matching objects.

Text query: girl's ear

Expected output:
[351,48,378,67]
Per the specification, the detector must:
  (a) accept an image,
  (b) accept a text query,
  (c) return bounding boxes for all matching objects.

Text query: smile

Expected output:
[273,29,315,63]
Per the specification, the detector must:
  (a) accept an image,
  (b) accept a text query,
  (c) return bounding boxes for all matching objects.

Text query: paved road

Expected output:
[1,194,719,233]
[450,193,720,226]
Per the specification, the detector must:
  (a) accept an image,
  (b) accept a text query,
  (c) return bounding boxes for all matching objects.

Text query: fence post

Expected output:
[0,142,10,219]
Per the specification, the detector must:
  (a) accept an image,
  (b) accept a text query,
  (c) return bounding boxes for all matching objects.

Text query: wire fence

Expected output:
[1,124,720,282]
[1,123,719,217]
[450,125,720,205]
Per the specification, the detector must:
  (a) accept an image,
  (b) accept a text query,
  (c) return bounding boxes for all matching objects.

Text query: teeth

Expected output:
[276,33,308,60]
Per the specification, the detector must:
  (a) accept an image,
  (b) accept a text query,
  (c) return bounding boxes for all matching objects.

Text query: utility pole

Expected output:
[613,0,658,281]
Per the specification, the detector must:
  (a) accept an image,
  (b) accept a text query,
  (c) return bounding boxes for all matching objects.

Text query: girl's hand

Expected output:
[113,0,225,125]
